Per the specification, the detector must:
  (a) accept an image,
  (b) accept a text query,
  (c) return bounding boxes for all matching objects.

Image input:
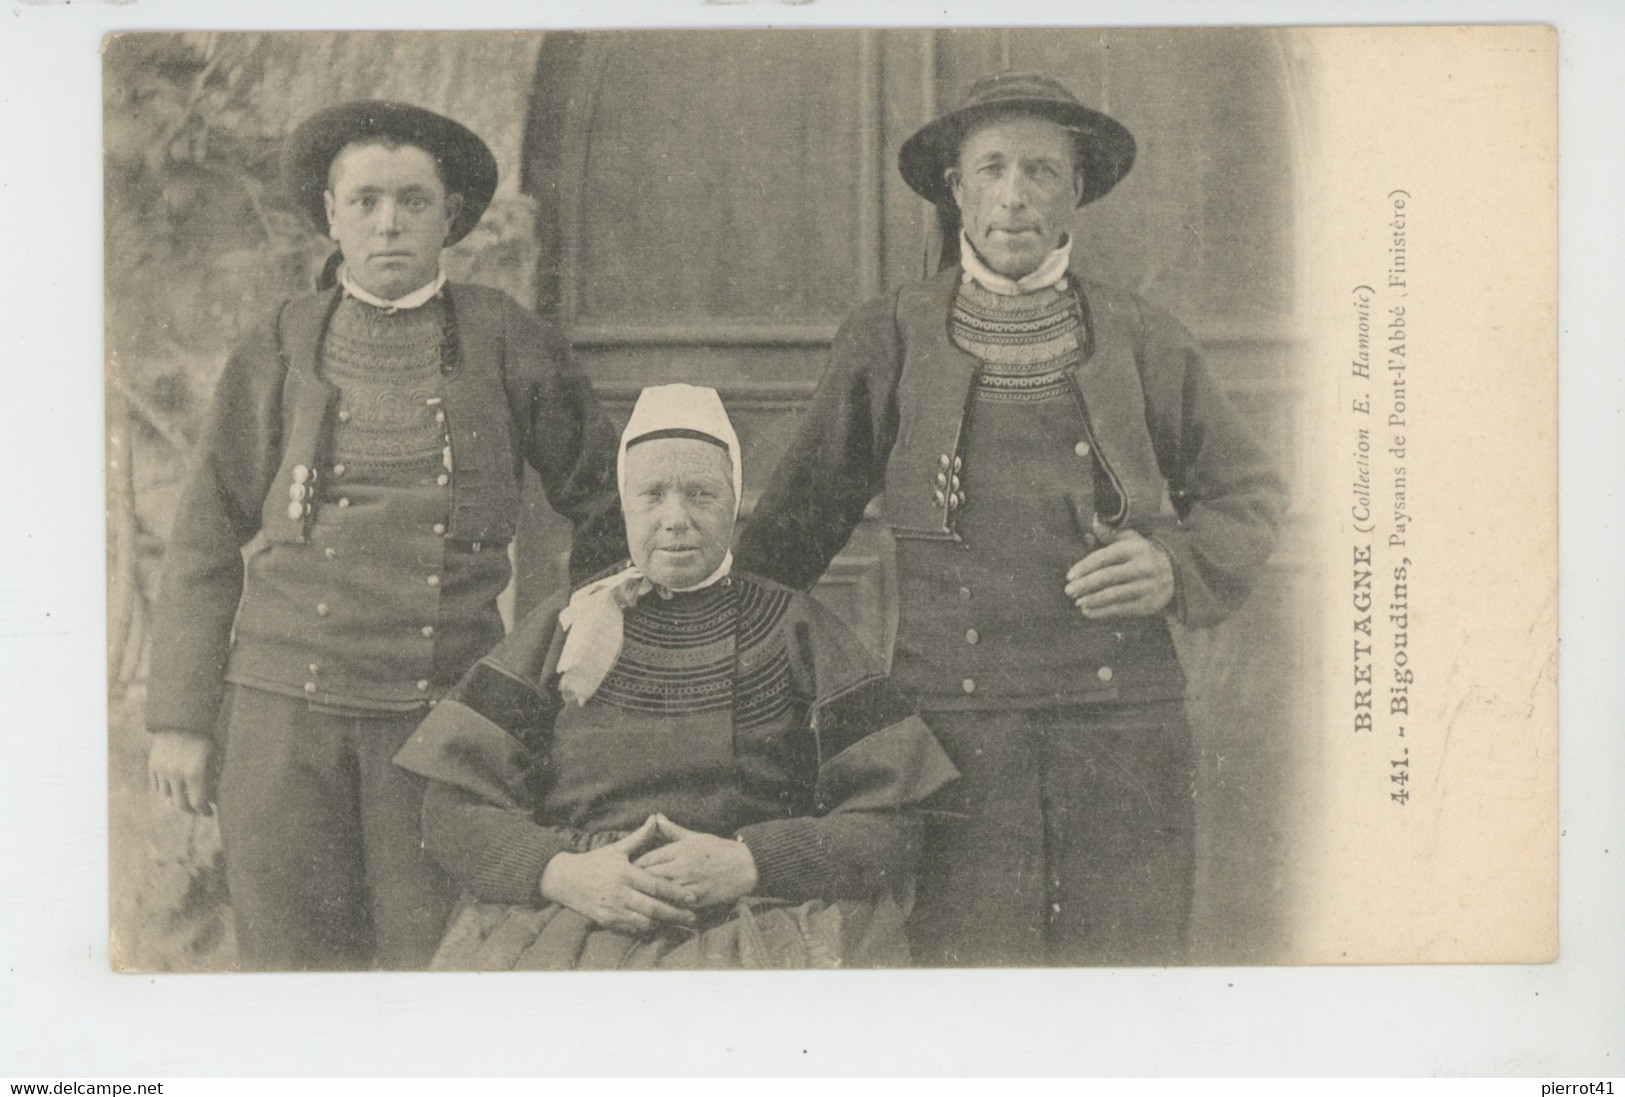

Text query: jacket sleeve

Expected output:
[144,310,288,738]
[500,298,628,583]
[1133,299,1290,628]
[394,598,581,905]
[734,595,958,902]
[734,296,903,591]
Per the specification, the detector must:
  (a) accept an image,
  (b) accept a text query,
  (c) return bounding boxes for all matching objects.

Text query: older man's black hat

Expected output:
[899,72,1136,208]
[282,100,499,246]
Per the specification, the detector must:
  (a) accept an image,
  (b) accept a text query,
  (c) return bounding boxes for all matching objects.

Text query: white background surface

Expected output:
[0,0,1620,1077]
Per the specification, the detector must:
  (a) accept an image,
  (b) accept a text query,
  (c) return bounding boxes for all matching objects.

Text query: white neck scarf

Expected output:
[339,265,447,311]
[959,231,1073,296]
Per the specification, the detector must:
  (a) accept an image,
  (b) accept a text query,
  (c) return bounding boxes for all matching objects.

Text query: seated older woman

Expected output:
[394,384,956,969]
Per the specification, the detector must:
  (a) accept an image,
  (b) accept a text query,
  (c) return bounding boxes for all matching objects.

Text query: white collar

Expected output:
[339,266,447,311]
[664,551,735,594]
[959,232,1073,296]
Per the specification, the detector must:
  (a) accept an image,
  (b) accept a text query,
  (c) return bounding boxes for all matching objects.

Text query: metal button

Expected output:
[947,494,959,511]
[953,456,962,473]
[959,586,972,601]
[933,490,946,507]
[435,410,446,424]
[1096,666,1114,683]
[286,501,305,521]
[432,523,446,536]
[337,410,352,423]
[938,454,951,470]
[337,497,350,508]
[935,472,948,489]
[291,464,310,483]
[316,603,329,617]
[333,463,346,476]
[421,625,435,638]
[436,473,449,487]
[288,483,308,502]
[304,681,317,694]
[955,491,966,508]
[416,680,430,692]
[324,547,336,559]
[1056,277,1069,291]
[426,575,441,588]
[961,678,976,695]
[965,629,979,645]
[1074,441,1091,458]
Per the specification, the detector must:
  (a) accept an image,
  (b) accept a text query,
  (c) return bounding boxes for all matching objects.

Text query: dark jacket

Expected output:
[737,262,1288,658]
[146,282,625,737]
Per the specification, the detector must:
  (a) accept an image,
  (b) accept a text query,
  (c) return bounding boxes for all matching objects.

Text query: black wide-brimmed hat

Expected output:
[899,72,1136,208]
[282,100,498,245]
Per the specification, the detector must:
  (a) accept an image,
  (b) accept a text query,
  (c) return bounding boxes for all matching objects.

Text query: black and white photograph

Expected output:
[105,28,1315,972]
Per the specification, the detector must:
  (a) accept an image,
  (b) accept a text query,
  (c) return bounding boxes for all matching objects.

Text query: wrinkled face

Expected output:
[948,115,1083,279]
[622,437,736,590]
[323,141,462,301]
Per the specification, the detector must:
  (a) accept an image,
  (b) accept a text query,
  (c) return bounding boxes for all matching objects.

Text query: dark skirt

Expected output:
[430,893,911,970]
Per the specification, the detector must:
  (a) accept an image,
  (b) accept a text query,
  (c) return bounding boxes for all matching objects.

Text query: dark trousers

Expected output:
[908,701,1196,967]
[215,685,457,971]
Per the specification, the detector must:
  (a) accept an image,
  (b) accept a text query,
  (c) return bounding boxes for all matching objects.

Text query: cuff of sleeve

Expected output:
[470,820,579,906]
[735,818,830,902]
[1145,528,1194,626]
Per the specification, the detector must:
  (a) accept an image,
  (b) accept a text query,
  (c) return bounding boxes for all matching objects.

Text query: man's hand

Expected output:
[540,816,699,935]
[148,731,216,815]
[635,814,759,909]
[1064,518,1175,619]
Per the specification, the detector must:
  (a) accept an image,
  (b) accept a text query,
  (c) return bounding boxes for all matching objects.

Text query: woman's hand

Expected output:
[539,816,699,935]
[634,814,759,909]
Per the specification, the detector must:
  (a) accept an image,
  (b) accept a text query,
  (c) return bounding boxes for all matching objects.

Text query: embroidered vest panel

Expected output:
[258,284,521,547]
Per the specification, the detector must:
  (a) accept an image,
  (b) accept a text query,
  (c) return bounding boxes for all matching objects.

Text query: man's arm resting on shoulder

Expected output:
[735,297,902,590]
[501,298,627,582]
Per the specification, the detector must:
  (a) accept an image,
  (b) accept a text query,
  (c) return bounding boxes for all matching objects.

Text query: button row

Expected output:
[956,668,1114,694]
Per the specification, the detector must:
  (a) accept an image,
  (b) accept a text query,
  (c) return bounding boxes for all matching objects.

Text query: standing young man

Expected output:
[738,73,1288,966]
[144,101,623,970]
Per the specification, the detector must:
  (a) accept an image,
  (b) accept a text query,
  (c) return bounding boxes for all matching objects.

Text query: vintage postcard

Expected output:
[103,25,1555,972]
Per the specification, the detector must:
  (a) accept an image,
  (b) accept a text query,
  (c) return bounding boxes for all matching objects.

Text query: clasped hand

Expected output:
[1063,517,1175,619]
[538,814,759,935]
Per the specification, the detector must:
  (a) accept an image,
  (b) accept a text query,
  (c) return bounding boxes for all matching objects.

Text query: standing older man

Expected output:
[144,101,623,970]
[737,73,1288,966]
